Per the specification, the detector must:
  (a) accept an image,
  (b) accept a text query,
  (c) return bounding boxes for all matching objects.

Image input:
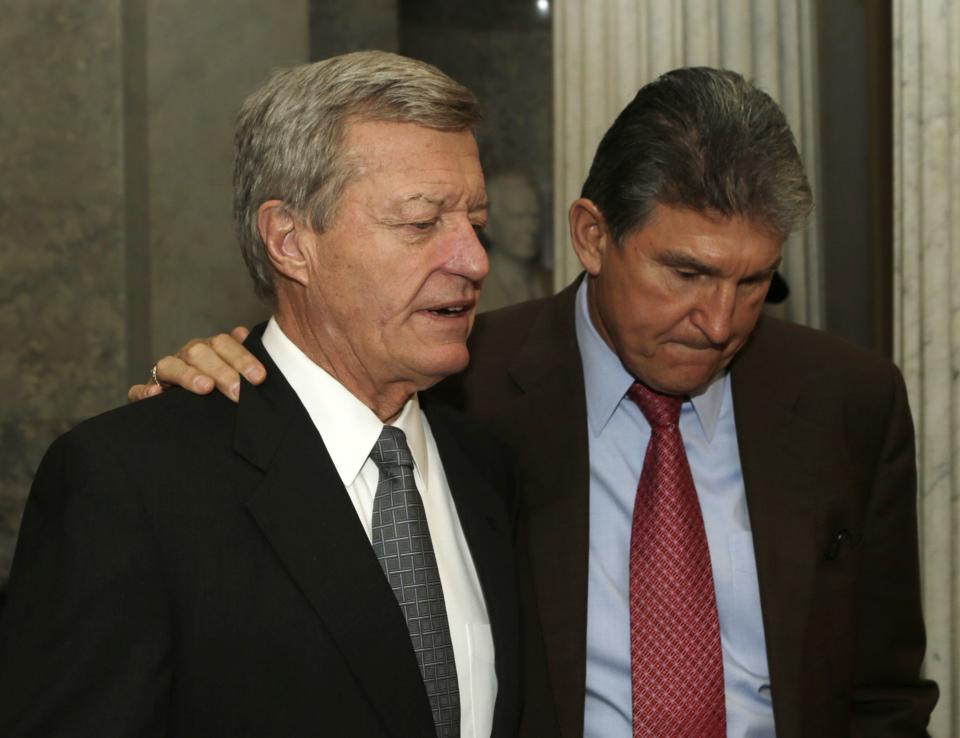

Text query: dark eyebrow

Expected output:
[747,256,783,281]
[657,250,783,281]
[657,251,722,277]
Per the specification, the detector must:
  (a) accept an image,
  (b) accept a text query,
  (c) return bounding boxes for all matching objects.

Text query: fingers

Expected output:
[127,326,265,406]
[230,325,251,343]
[127,381,163,404]
[167,342,238,400]
[206,331,266,386]
[154,352,218,394]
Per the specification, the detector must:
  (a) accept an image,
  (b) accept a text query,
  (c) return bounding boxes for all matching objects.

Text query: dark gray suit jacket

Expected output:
[437,279,937,738]
[0,327,522,737]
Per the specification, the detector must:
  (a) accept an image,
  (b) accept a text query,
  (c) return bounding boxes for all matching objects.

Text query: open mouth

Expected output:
[427,305,470,317]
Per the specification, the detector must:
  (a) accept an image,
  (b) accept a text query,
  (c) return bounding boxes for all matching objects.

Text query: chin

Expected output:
[645,367,721,397]
[417,345,471,385]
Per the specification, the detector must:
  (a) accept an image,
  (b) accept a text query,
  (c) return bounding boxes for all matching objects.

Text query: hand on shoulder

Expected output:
[127,326,266,404]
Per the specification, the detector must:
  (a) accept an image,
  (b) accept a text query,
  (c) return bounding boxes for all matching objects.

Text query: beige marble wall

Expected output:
[146,2,307,357]
[0,1,309,584]
[311,0,398,56]
[0,1,128,579]
[894,1,960,734]
[552,0,824,328]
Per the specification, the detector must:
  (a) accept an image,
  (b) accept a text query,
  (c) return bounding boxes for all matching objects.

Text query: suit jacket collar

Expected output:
[426,406,521,736]
[506,280,591,738]
[234,326,435,737]
[235,325,519,738]
[730,316,856,737]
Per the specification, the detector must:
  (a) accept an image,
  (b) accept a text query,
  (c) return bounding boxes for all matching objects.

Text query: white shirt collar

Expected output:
[573,280,726,442]
[261,317,430,487]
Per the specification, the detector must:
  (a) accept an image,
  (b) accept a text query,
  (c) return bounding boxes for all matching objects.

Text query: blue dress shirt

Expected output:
[575,282,776,738]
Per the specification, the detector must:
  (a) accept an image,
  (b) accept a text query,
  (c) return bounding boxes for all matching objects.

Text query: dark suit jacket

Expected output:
[0,328,521,738]
[436,280,938,738]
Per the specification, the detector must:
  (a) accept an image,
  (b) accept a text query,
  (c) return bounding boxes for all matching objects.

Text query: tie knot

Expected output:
[627,382,683,429]
[369,425,414,470]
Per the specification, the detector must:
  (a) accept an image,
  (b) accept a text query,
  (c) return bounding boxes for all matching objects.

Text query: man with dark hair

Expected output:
[0,51,522,737]
[136,67,936,736]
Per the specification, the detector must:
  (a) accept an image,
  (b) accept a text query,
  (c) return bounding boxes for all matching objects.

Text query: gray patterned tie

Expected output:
[369,425,460,738]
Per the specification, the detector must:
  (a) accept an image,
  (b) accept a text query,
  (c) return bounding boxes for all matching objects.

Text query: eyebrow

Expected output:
[658,250,782,280]
[394,194,489,214]
[404,194,445,207]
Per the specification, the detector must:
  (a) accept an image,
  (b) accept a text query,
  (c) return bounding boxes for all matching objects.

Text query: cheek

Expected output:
[606,313,662,358]
[733,296,767,333]
[602,291,669,345]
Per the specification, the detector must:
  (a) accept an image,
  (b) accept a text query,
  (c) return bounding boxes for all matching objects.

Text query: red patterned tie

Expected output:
[627,382,726,738]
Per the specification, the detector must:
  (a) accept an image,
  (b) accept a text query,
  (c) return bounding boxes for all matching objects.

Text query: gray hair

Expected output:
[581,67,812,244]
[234,50,482,302]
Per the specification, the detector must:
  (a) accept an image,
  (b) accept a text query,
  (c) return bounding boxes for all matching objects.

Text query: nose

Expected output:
[690,283,736,346]
[448,219,489,284]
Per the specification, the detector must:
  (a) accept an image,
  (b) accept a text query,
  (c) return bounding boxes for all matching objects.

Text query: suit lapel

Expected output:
[731,318,855,737]
[426,405,520,737]
[506,283,591,738]
[233,329,435,738]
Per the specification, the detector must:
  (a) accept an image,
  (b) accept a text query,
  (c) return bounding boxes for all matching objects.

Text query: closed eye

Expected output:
[740,272,774,286]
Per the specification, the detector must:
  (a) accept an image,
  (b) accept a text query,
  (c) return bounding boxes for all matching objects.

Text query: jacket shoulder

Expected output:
[431,291,575,410]
[35,389,240,501]
[63,388,236,453]
[469,294,558,357]
[744,316,903,385]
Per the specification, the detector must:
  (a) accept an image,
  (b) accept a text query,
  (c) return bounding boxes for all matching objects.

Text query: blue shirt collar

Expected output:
[573,280,726,442]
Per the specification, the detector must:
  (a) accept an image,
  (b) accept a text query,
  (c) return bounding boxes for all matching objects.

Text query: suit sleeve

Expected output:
[0,430,172,737]
[850,366,938,736]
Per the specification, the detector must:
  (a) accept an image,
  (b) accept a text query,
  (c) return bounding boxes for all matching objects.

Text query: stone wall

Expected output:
[1,1,129,580]
[0,0,309,583]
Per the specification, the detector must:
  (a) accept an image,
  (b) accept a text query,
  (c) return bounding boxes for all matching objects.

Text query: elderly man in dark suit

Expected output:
[133,68,937,736]
[0,51,521,738]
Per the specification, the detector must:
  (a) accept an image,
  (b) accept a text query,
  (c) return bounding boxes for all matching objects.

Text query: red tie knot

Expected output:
[627,382,683,429]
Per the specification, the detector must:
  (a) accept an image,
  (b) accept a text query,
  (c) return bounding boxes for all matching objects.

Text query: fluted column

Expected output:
[553,0,823,328]
[894,1,960,735]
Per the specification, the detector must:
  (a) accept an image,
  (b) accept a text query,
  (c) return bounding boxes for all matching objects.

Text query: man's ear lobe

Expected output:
[569,198,611,276]
[257,200,309,287]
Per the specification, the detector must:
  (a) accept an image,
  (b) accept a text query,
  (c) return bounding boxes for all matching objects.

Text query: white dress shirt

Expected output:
[574,283,776,738]
[262,318,496,738]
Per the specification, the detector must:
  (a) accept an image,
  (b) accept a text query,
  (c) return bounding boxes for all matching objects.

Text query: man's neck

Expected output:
[273,309,415,423]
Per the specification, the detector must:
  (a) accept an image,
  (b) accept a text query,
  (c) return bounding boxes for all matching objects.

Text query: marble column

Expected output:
[893,1,960,734]
[552,0,824,328]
